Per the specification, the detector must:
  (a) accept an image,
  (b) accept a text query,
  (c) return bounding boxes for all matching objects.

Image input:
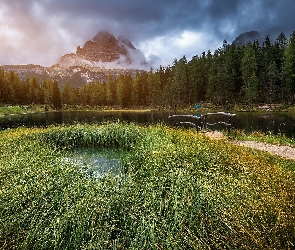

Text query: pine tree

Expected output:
[171,57,188,107]
[62,81,71,105]
[241,43,259,104]
[274,33,288,102]
[283,31,295,103]
[52,80,62,109]
[107,74,117,105]
[0,67,6,103]
[117,74,132,108]
[42,79,54,106]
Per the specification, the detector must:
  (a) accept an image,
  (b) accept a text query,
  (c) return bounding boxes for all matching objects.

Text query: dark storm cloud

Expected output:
[0,0,294,67]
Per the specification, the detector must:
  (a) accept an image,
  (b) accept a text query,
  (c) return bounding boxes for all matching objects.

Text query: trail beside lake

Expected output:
[232,140,295,160]
[204,131,295,160]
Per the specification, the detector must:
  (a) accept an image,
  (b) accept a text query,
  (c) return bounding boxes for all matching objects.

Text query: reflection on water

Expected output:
[0,110,294,138]
[232,112,295,137]
[64,147,122,178]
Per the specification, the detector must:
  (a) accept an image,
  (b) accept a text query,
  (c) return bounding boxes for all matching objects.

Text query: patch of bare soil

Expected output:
[203,131,227,140]
[231,140,295,160]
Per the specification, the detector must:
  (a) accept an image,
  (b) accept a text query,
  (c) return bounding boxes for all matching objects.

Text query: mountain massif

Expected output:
[2,31,146,88]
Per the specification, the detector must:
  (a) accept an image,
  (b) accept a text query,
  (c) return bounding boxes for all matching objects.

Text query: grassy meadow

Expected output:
[0,123,294,249]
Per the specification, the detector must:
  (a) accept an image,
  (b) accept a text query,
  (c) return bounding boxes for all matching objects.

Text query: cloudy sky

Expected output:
[0,0,294,68]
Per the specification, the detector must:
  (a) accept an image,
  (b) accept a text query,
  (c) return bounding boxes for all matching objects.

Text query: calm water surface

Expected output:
[64,147,122,178]
[0,110,294,138]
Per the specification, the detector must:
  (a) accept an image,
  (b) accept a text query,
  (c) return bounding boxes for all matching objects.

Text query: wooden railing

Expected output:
[168,112,236,136]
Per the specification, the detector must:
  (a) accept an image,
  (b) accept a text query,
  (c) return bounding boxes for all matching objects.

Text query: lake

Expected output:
[0,110,294,138]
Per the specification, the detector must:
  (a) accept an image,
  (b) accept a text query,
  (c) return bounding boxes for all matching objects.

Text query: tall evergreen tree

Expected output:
[42,79,54,106]
[62,81,71,105]
[241,43,259,104]
[187,52,208,103]
[0,68,5,103]
[261,34,277,103]
[283,31,295,103]
[52,81,62,109]
[107,74,117,105]
[274,33,288,101]
[171,56,189,107]
[117,74,132,108]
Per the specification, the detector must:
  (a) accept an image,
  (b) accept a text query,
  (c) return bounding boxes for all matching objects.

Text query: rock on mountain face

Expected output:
[2,31,147,88]
[76,31,132,62]
[232,30,260,46]
[56,31,147,69]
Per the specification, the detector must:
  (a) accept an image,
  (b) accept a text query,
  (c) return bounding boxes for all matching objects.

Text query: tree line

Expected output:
[1,31,295,109]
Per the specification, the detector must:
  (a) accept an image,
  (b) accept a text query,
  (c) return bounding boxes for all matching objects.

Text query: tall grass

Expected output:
[0,123,294,249]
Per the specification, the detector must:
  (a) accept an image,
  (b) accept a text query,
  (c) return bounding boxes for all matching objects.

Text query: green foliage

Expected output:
[232,129,295,146]
[52,80,62,109]
[1,31,295,108]
[283,31,295,103]
[242,43,259,103]
[0,106,26,115]
[1,123,294,249]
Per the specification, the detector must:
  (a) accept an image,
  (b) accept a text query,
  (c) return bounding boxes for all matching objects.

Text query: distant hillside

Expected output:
[232,30,260,46]
[232,27,294,46]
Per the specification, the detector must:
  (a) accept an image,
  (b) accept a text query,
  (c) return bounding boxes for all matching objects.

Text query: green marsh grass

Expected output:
[0,106,26,115]
[232,129,295,147]
[0,105,43,116]
[0,123,294,249]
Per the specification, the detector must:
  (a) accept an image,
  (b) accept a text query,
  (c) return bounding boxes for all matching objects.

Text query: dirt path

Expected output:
[204,131,295,160]
[231,140,295,160]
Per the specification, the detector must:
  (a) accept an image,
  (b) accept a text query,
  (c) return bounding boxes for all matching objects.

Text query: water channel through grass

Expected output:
[64,147,123,178]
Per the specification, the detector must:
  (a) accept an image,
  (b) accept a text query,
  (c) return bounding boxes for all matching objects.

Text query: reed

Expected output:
[0,123,294,249]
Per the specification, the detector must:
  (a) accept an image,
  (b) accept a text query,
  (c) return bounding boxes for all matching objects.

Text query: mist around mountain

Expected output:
[1,27,294,92]
[2,31,148,88]
[57,31,148,69]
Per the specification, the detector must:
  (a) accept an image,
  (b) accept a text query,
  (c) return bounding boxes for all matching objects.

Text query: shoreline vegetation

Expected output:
[231,129,295,147]
[0,123,294,249]
[1,104,294,146]
[1,103,295,116]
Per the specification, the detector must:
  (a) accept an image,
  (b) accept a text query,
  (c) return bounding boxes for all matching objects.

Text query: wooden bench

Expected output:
[168,112,236,136]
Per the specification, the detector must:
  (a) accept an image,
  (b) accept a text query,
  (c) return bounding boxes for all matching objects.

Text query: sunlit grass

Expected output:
[1,123,294,249]
[0,106,25,115]
[0,105,44,115]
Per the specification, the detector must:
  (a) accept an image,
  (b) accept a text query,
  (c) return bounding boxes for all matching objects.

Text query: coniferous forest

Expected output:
[1,31,295,109]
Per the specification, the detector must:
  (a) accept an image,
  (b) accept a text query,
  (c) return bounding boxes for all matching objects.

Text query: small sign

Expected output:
[194,104,201,109]
[193,113,201,118]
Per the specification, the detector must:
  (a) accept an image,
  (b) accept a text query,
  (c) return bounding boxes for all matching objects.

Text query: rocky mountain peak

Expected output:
[56,30,146,70]
[93,30,117,44]
[232,30,260,46]
[74,31,129,63]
